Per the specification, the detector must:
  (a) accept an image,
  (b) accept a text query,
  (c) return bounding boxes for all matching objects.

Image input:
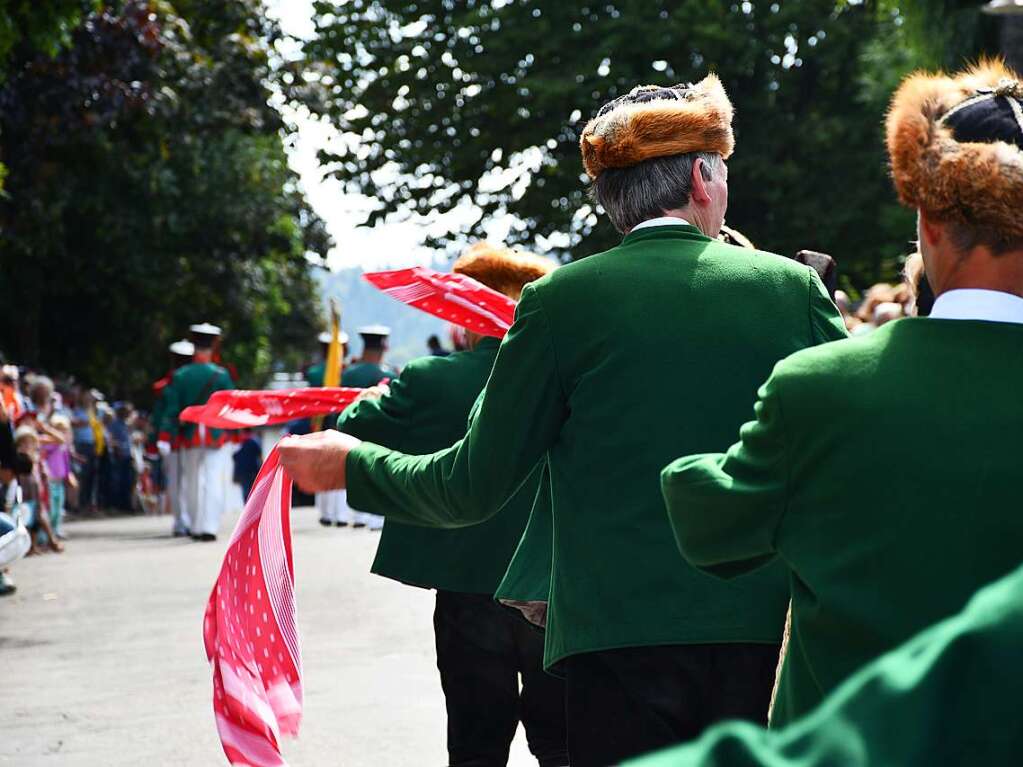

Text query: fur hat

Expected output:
[580,75,734,179]
[886,59,1023,239]
[453,242,557,300]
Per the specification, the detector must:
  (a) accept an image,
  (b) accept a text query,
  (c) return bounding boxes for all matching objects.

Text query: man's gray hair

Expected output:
[590,152,722,234]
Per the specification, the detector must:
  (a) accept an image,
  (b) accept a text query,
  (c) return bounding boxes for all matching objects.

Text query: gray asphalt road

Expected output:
[1,508,534,766]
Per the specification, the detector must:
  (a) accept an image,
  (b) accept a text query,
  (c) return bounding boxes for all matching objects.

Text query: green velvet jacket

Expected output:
[346,224,847,668]
[495,464,553,605]
[337,338,540,594]
[663,317,1023,726]
[159,361,234,444]
[626,560,1023,766]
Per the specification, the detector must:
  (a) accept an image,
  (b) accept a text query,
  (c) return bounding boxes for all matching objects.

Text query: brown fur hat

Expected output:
[580,74,734,179]
[885,59,1023,239]
[453,242,557,300]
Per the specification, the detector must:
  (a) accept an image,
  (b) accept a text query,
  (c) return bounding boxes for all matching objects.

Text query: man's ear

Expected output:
[918,209,943,249]
[690,158,711,205]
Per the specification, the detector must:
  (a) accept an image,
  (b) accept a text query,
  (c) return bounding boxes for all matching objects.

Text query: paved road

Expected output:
[1,508,535,766]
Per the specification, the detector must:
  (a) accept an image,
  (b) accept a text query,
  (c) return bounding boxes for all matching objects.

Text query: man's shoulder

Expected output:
[775,322,894,383]
[173,361,227,384]
[398,347,491,389]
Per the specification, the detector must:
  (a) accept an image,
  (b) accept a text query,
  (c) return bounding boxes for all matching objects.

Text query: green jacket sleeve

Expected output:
[625,563,1023,767]
[345,285,567,529]
[808,269,848,345]
[661,372,789,578]
[160,377,180,441]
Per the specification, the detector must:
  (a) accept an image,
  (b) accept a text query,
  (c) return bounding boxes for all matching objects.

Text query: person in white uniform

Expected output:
[153,338,194,536]
[159,323,234,542]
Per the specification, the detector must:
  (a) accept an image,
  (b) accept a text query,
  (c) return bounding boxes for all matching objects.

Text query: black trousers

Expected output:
[434,590,568,767]
[563,643,780,767]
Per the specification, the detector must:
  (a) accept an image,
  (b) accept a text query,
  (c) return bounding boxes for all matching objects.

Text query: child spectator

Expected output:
[41,414,76,540]
[14,425,63,554]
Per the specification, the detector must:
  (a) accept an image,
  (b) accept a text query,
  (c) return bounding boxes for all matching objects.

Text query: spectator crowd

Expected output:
[0,365,158,596]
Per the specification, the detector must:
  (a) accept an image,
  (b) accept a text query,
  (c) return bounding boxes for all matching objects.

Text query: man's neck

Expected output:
[193,351,213,364]
[934,246,1023,299]
[360,351,385,365]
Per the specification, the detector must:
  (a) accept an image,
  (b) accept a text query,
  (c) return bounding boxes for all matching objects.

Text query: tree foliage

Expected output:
[0,0,331,401]
[305,0,995,286]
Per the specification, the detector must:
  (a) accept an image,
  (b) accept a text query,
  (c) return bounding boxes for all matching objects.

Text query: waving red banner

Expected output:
[363,267,517,338]
[180,387,363,429]
[205,446,300,766]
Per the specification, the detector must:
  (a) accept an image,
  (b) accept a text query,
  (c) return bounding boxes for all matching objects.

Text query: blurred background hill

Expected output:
[315,266,446,368]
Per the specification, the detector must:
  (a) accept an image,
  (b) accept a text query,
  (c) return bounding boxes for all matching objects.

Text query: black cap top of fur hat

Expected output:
[942,80,1023,150]
[595,84,698,118]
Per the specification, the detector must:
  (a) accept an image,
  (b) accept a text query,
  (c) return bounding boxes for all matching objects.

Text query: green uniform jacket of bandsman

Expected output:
[159,361,234,444]
[147,375,171,449]
[338,337,542,594]
[305,362,327,388]
[341,362,399,389]
[625,560,1023,766]
[345,224,847,669]
[662,317,1023,726]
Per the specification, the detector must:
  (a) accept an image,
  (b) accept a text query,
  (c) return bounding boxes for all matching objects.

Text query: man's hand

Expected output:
[355,384,390,403]
[279,429,362,494]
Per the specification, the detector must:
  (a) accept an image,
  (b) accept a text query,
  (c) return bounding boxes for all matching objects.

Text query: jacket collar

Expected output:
[621,222,708,246]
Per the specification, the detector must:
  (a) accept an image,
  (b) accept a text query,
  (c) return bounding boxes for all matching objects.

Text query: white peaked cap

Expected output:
[318,331,350,344]
[189,322,222,336]
[169,339,195,356]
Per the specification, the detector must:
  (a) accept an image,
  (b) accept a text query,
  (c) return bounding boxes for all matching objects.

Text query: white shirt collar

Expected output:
[929,289,1023,325]
[630,216,692,232]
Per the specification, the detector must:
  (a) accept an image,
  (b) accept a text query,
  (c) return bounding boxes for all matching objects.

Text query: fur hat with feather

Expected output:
[886,59,1023,240]
[580,74,735,179]
[453,242,557,300]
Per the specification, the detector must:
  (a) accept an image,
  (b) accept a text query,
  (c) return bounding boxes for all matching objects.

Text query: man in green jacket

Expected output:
[306,329,350,528]
[341,325,398,388]
[338,325,399,529]
[150,338,194,535]
[306,330,348,388]
[280,75,846,765]
[160,323,234,542]
[661,61,1023,727]
[624,559,1023,767]
[339,242,564,767]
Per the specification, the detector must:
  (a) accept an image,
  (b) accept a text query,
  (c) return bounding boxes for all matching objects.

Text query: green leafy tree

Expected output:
[0,0,331,401]
[305,0,994,286]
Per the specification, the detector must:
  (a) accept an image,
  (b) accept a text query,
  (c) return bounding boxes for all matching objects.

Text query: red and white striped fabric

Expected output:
[363,267,517,338]
[181,387,364,430]
[204,446,302,767]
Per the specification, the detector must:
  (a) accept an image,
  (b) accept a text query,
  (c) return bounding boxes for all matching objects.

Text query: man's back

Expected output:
[761,317,1023,722]
[162,361,233,444]
[532,223,845,665]
[341,362,396,389]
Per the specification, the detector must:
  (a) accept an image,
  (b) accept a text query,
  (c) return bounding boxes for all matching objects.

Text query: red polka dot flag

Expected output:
[204,446,301,767]
[363,267,517,338]
[180,387,364,429]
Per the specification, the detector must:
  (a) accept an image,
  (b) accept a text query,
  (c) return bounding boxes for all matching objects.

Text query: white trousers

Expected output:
[179,445,231,536]
[316,490,382,529]
[356,511,384,530]
[317,489,352,524]
[166,451,189,534]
